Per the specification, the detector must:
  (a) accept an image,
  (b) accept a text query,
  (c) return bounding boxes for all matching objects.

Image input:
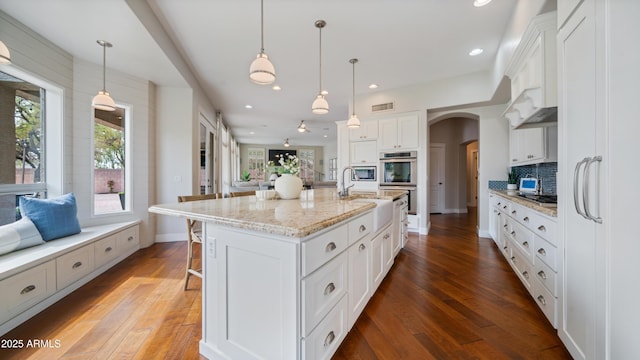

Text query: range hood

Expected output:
[503,87,558,128]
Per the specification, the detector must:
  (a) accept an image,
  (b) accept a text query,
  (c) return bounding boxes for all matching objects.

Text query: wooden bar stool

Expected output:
[177,193,218,290]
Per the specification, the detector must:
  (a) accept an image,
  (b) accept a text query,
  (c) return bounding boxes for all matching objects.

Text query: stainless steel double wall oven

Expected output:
[379,151,417,214]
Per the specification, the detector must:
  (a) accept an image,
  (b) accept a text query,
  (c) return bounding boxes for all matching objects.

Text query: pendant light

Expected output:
[347,58,361,128]
[311,20,329,115]
[0,41,11,64]
[283,138,290,147]
[297,120,310,133]
[92,40,116,111]
[249,0,276,85]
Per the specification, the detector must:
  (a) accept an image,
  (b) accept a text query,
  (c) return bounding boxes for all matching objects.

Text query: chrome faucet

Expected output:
[340,167,359,198]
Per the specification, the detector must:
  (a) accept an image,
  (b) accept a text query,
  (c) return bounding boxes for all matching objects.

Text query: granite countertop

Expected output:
[489,189,557,217]
[149,188,408,238]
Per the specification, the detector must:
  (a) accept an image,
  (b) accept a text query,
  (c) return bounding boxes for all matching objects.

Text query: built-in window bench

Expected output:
[0,220,140,336]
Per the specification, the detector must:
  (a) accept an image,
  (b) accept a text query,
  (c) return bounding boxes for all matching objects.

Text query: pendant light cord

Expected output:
[102,43,107,92]
[318,25,323,93]
[260,0,265,54]
[352,60,356,116]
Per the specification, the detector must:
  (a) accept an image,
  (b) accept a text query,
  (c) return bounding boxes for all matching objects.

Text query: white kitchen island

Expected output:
[149,188,407,360]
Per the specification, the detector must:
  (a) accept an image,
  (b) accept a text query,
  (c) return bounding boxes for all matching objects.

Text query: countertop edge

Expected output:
[489,189,557,218]
[149,201,376,238]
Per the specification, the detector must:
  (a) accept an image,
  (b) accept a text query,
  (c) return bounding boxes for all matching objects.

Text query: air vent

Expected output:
[371,102,394,112]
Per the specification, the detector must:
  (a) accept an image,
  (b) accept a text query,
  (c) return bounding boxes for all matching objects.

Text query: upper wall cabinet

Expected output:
[378,114,419,151]
[503,11,557,129]
[349,121,378,141]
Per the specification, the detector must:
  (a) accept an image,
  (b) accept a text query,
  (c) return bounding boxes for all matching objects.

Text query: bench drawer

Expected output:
[94,235,119,269]
[0,260,56,324]
[57,245,95,289]
[302,295,348,360]
[117,226,139,252]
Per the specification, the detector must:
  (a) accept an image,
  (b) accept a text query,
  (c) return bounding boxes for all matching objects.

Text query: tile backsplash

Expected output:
[489,162,557,194]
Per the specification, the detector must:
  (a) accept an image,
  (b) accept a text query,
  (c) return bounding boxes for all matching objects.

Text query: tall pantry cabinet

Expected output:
[557,0,640,359]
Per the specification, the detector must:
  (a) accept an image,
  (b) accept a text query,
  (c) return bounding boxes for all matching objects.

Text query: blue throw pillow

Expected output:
[19,193,81,241]
[0,217,45,255]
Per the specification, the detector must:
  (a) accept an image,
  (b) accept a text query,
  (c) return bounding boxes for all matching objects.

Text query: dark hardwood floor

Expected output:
[3,209,571,359]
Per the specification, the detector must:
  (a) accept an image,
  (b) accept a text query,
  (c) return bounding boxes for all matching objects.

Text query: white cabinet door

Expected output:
[378,118,397,150]
[350,141,377,164]
[509,126,556,165]
[378,115,419,150]
[370,231,384,291]
[347,238,370,328]
[558,1,606,359]
[397,114,419,149]
[349,121,378,141]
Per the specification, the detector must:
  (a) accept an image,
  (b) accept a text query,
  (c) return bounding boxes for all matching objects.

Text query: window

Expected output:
[298,149,315,183]
[247,148,265,180]
[328,158,337,181]
[93,106,129,215]
[0,70,46,225]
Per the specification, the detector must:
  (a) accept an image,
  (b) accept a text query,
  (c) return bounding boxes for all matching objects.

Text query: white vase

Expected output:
[274,174,303,199]
[507,183,518,190]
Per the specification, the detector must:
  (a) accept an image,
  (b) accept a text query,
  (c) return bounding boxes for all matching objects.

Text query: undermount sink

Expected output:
[350,198,393,233]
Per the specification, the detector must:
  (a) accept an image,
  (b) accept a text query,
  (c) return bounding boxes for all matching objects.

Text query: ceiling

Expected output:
[0,0,519,147]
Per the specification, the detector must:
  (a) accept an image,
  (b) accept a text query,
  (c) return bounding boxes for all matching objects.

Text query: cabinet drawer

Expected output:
[348,212,372,244]
[302,295,348,360]
[302,252,347,336]
[56,245,95,289]
[302,224,348,277]
[117,226,139,252]
[94,235,118,269]
[0,260,56,324]
[509,243,533,290]
[532,276,557,328]
[508,201,527,220]
[526,211,557,245]
[508,219,534,261]
[534,257,557,296]
[534,235,557,271]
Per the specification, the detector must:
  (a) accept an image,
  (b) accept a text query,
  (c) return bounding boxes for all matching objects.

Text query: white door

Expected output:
[558,2,606,359]
[199,115,216,195]
[470,150,478,207]
[429,144,445,213]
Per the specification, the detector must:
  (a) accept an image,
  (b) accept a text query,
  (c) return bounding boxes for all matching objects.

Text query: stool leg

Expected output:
[184,237,193,290]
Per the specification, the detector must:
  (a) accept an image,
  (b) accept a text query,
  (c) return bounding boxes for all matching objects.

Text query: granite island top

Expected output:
[489,189,557,217]
[149,188,408,238]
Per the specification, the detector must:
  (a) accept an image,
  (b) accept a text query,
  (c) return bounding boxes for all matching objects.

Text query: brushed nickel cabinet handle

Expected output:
[324,282,336,296]
[105,246,113,253]
[325,242,337,252]
[574,158,590,220]
[537,270,547,280]
[522,241,529,248]
[537,295,546,306]
[537,248,546,256]
[503,246,508,250]
[537,225,546,232]
[510,231,516,237]
[503,205,508,210]
[128,236,134,241]
[511,210,517,215]
[359,243,366,251]
[324,331,336,347]
[383,233,390,240]
[511,256,516,263]
[21,285,36,294]
[359,224,366,232]
[72,261,83,269]
[522,271,529,279]
[523,216,529,222]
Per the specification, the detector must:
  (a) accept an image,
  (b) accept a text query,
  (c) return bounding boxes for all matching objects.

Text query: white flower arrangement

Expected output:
[276,153,300,176]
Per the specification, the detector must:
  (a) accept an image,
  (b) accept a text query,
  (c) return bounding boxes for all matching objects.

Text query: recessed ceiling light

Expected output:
[368,84,379,89]
[320,90,328,96]
[272,85,281,91]
[323,134,328,138]
[249,131,255,135]
[245,104,253,109]
[469,48,484,56]
[473,0,492,7]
